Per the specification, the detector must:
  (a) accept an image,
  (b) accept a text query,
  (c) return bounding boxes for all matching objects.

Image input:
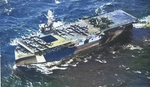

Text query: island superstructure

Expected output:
[15,10,137,65]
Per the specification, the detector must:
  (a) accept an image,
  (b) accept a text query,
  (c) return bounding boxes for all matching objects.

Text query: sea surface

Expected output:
[1,0,150,87]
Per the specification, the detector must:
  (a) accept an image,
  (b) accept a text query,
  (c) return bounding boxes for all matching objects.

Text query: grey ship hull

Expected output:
[74,24,133,54]
[15,10,137,66]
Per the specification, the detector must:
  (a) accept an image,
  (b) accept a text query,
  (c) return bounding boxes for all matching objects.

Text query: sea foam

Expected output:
[133,16,150,28]
[9,38,19,46]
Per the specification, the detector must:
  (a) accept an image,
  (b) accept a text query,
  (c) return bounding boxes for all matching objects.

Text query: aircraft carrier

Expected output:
[15,10,137,65]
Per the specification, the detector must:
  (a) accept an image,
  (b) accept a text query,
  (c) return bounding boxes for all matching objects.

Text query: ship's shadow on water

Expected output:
[13,66,45,82]
[12,28,150,87]
[54,28,150,87]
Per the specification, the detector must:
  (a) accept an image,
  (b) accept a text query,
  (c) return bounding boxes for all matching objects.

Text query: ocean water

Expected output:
[1,0,150,87]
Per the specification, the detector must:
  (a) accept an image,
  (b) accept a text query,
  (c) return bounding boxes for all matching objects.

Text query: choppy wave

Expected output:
[133,16,150,28]
[1,0,150,87]
[18,55,92,75]
[55,0,61,4]
[9,38,19,46]
[95,2,115,14]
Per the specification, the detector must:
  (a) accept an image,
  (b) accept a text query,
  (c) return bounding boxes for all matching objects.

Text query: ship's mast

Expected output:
[46,10,54,26]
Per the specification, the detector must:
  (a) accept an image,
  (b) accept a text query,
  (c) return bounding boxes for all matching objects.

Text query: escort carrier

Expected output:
[15,10,137,65]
